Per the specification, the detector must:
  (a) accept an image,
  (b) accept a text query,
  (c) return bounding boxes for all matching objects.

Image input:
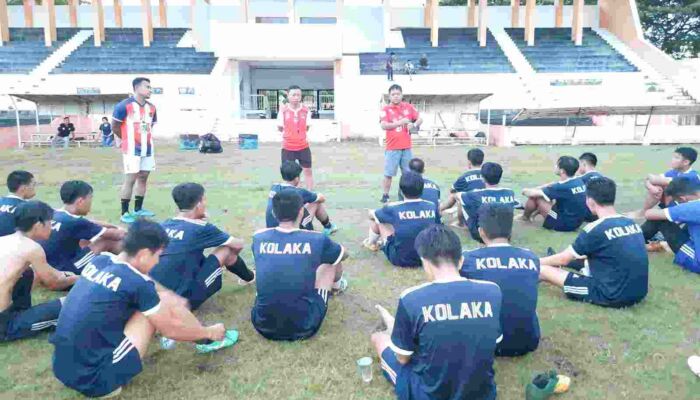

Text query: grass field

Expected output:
[0,142,699,400]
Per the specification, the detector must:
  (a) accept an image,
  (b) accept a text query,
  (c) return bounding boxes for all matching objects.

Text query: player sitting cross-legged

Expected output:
[252,191,348,341]
[150,183,255,312]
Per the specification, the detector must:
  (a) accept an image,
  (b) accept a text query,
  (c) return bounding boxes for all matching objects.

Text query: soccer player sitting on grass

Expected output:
[461,203,540,357]
[540,178,649,308]
[0,201,78,342]
[643,177,700,275]
[448,162,517,243]
[40,180,125,275]
[251,191,348,341]
[577,152,603,222]
[363,171,441,267]
[150,183,255,312]
[397,158,441,218]
[51,220,236,399]
[0,170,36,237]
[266,161,338,235]
[371,225,502,400]
[521,156,588,232]
[441,148,486,227]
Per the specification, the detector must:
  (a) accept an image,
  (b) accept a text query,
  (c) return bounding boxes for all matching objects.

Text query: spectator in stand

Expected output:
[52,117,75,149]
[99,117,113,147]
[419,53,429,70]
[386,52,396,81]
[404,60,415,81]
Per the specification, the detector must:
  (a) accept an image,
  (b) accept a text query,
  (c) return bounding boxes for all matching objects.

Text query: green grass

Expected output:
[0,143,699,400]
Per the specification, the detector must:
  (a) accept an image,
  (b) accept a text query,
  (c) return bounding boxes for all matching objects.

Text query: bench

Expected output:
[377,129,486,147]
[21,132,101,149]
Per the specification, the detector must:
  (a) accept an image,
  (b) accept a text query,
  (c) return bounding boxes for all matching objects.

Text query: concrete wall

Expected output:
[599,0,642,42]
[8,5,191,29]
[250,68,334,92]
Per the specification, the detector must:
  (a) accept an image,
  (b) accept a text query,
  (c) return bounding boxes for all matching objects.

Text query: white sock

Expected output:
[368,229,380,244]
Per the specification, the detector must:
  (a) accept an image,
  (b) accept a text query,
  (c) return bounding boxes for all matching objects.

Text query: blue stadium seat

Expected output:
[52,28,217,75]
[359,28,514,75]
[0,28,81,74]
[505,27,637,73]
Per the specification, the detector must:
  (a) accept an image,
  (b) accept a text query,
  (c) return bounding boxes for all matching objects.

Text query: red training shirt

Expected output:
[381,101,418,150]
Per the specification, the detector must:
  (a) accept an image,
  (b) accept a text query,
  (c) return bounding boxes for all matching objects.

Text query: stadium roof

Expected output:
[515,104,700,120]
[9,94,130,105]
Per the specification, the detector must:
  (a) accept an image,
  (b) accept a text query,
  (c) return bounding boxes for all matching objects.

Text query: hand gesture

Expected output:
[206,323,226,341]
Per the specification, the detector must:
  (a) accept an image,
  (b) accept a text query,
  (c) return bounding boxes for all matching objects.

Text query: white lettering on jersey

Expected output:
[571,186,586,195]
[422,302,494,323]
[50,221,62,232]
[82,263,123,292]
[398,210,436,220]
[268,191,277,199]
[165,228,184,240]
[0,204,16,214]
[424,182,439,190]
[463,174,480,183]
[480,195,515,204]
[604,224,642,241]
[475,257,538,271]
[259,242,312,255]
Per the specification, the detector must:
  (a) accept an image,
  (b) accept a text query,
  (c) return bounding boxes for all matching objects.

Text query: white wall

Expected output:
[8,5,191,29]
[250,68,334,92]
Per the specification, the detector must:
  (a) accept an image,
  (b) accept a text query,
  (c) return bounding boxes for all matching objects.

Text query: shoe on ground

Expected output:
[362,237,380,252]
[119,212,136,224]
[525,370,560,400]
[95,387,122,399]
[689,355,700,377]
[380,194,390,203]
[237,270,256,286]
[195,330,239,354]
[133,209,156,218]
[323,223,339,236]
[332,276,349,294]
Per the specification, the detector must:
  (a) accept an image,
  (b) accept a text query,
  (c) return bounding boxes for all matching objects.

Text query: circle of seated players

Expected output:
[0,147,698,399]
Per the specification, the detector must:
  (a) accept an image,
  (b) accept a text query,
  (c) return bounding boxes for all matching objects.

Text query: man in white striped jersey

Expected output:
[0,201,77,342]
[112,77,158,224]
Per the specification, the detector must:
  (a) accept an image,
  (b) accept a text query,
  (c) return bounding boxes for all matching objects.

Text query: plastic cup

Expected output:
[357,357,373,383]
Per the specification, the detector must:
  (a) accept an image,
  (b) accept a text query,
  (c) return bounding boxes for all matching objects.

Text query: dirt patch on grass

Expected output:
[545,352,582,378]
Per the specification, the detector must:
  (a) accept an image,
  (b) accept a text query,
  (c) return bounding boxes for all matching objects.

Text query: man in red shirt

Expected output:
[277,85,314,190]
[379,84,422,203]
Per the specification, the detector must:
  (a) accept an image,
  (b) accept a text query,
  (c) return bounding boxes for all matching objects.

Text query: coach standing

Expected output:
[277,85,314,190]
[379,84,422,203]
[112,77,157,224]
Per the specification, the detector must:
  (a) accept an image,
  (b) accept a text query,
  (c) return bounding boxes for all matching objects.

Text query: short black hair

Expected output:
[467,148,484,166]
[675,147,697,165]
[478,203,513,240]
[400,171,424,198]
[557,156,579,177]
[408,158,425,174]
[102,116,108,121]
[272,191,303,222]
[388,84,402,93]
[280,160,303,181]
[132,77,150,90]
[480,162,503,185]
[7,170,34,193]
[586,177,616,206]
[14,200,53,233]
[172,183,205,211]
[665,176,700,198]
[123,219,169,257]
[60,180,93,204]
[579,152,597,167]
[63,116,69,120]
[288,85,301,92]
[414,225,462,267]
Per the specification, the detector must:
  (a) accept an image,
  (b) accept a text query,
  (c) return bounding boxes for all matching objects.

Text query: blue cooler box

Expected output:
[239,134,258,150]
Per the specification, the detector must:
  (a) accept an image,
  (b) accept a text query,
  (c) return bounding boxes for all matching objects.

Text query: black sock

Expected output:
[225,257,254,282]
[121,199,130,215]
[134,196,144,212]
[319,215,331,229]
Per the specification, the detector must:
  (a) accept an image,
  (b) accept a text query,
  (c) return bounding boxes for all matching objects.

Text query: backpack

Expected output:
[199,133,223,154]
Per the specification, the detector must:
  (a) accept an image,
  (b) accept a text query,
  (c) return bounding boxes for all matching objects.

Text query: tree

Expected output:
[637,0,699,59]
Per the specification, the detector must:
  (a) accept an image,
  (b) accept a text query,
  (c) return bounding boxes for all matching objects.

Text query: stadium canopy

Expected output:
[514,105,700,121]
[9,94,128,105]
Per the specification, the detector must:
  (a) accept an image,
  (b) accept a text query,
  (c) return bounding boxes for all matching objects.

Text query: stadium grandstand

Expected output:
[0,0,698,150]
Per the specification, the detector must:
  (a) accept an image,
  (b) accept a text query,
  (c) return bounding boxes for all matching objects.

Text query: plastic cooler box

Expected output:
[239,134,258,150]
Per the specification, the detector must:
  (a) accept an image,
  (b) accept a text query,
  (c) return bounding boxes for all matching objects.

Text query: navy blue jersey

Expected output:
[149,217,231,295]
[265,183,319,228]
[665,201,700,274]
[461,244,540,355]
[398,177,441,219]
[51,254,161,380]
[373,199,440,267]
[579,171,604,185]
[569,215,648,303]
[0,195,24,236]
[391,278,502,400]
[542,177,588,231]
[459,188,517,239]
[664,168,699,181]
[452,169,485,193]
[251,228,344,337]
[39,210,105,271]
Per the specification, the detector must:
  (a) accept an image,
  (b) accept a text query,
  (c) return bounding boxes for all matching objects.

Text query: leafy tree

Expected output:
[637,0,699,59]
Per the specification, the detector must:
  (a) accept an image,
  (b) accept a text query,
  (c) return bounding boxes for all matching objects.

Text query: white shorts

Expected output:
[123,154,156,174]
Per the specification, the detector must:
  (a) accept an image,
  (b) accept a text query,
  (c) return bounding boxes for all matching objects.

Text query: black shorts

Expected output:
[543,209,581,232]
[187,255,223,311]
[562,273,641,308]
[251,290,328,341]
[282,147,312,168]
